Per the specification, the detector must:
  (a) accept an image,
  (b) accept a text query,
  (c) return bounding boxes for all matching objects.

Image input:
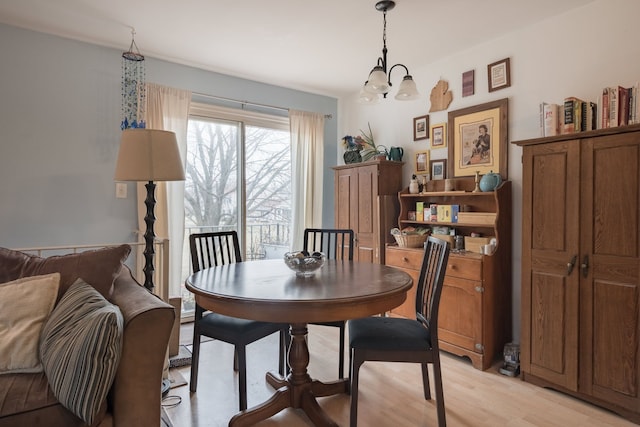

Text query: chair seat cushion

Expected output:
[312,320,344,328]
[199,312,282,342]
[349,317,432,351]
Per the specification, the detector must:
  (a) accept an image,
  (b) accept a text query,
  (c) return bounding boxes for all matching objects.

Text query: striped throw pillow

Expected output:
[39,278,124,425]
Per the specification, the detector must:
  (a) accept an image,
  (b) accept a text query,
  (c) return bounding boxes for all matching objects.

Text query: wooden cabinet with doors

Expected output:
[386,177,512,370]
[333,159,403,264]
[513,124,640,424]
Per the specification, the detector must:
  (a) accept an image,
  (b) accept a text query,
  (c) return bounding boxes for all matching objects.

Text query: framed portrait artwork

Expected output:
[487,57,511,92]
[429,123,446,148]
[414,151,430,175]
[447,98,508,179]
[430,159,447,180]
[413,115,429,141]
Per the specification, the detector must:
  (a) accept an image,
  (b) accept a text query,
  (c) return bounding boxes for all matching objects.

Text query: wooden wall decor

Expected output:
[429,79,453,112]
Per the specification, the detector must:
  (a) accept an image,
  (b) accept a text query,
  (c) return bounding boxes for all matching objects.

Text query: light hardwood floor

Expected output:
[164,323,634,427]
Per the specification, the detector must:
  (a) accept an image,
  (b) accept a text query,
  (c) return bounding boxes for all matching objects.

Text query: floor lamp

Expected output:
[114,128,185,293]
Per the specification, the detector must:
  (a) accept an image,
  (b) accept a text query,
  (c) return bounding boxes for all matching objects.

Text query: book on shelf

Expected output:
[581,101,597,131]
[627,86,636,125]
[620,87,630,126]
[539,102,560,137]
[632,87,636,124]
[601,88,610,129]
[609,86,619,127]
[563,97,583,134]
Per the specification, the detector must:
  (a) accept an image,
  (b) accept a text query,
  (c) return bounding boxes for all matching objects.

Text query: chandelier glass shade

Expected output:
[360,1,419,102]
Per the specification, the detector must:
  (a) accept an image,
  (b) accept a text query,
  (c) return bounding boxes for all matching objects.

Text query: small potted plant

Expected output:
[342,123,388,163]
[355,123,388,162]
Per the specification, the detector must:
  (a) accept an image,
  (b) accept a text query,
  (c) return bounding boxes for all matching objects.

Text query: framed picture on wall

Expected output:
[430,123,447,148]
[430,159,447,180]
[413,115,429,141]
[415,151,430,174]
[487,58,511,92]
[447,98,508,179]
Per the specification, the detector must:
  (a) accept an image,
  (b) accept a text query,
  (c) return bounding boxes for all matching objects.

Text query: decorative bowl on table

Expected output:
[284,251,326,277]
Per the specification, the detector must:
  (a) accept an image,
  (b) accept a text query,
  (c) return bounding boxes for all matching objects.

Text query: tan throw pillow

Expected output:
[0,273,60,374]
[0,245,130,299]
[40,278,124,425]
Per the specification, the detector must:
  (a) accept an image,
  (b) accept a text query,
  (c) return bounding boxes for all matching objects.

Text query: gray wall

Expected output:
[0,23,337,248]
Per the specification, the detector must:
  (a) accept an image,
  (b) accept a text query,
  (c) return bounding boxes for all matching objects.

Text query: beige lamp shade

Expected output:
[114,129,185,182]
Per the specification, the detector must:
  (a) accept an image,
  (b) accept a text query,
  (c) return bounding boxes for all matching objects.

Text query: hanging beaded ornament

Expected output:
[121,29,146,130]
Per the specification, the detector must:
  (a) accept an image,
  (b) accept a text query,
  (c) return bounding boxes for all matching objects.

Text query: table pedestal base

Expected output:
[229,323,348,427]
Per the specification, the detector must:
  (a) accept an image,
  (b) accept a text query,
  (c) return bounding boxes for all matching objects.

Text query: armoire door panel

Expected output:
[356,169,374,234]
[529,270,579,391]
[531,151,572,251]
[590,143,639,257]
[336,174,352,230]
[579,134,640,413]
[591,280,638,400]
[521,140,580,391]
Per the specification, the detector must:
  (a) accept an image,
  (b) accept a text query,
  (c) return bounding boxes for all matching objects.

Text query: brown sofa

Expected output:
[0,246,175,427]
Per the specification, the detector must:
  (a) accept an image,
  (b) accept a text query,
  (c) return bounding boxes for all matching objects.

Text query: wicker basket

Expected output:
[393,233,429,248]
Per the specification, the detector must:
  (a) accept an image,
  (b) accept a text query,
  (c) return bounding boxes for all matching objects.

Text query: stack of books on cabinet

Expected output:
[539,82,639,137]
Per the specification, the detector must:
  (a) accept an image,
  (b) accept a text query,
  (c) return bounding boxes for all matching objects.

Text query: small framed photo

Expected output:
[413,115,429,141]
[430,159,447,180]
[487,57,511,92]
[462,70,475,97]
[430,123,447,148]
[415,151,430,174]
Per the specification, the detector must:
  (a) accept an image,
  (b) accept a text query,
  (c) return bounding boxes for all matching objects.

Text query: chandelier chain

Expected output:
[382,11,387,50]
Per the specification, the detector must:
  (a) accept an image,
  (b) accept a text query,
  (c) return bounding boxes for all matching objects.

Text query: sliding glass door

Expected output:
[180,105,291,315]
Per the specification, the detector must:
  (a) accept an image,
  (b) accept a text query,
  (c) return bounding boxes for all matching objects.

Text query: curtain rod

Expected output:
[192,91,332,119]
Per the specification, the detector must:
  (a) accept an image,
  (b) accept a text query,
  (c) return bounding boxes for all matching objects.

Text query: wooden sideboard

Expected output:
[386,177,512,370]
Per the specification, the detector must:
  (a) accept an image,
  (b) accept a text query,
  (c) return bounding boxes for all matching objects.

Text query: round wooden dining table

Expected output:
[185,258,413,427]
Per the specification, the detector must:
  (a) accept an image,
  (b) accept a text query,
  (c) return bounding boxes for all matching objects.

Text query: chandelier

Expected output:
[359,0,419,104]
[121,29,146,130]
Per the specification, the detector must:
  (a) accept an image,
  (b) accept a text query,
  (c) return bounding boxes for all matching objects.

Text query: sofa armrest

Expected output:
[109,267,175,427]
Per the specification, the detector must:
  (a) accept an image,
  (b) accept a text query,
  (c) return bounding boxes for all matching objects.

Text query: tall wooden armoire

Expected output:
[333,159,403,264]
[512,124,640,424]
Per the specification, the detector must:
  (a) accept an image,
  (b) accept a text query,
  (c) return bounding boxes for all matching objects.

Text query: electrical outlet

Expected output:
[116,182,127,199]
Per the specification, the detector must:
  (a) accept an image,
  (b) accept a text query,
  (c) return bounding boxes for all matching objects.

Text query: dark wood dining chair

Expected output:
[303,228,354,379]
[348,236,450,427]
[189,230,288,411]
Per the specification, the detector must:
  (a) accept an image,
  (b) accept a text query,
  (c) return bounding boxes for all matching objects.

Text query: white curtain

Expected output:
[289,110,325,250]
[139,83,191,299]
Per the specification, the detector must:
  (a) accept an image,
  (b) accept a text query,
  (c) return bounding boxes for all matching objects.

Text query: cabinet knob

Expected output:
[402,257,409,262]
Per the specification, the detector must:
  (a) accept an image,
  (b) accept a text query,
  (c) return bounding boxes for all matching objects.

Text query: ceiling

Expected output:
[0,0,595,98]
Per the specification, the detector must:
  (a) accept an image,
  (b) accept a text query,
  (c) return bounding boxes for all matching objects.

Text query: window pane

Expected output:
[185,118,239,231]
[182,117,240,315]
[245,126,291,260]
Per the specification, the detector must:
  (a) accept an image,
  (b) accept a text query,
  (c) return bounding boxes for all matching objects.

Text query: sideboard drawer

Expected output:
[446,255,482,281]
[386,246,423,270]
